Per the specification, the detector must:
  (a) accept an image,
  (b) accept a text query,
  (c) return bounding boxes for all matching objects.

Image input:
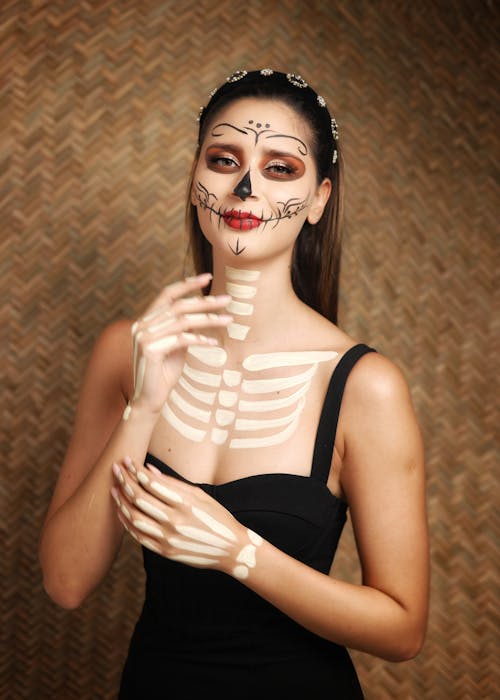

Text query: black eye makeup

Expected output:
[264,159,303,179]
[205,145,242,171]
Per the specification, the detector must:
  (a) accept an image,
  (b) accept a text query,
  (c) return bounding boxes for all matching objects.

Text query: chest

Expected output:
[148,346,345,493]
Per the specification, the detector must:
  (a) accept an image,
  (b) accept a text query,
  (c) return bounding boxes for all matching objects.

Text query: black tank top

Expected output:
[119,343,375,699]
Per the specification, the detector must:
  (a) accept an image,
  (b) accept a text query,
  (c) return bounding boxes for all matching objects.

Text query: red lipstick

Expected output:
[222,210,262,231]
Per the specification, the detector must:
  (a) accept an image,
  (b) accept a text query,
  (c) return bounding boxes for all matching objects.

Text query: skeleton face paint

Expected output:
[192,98,325,260]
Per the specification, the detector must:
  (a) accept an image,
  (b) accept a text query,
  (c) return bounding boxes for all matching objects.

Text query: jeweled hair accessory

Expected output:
[196,69,339,165]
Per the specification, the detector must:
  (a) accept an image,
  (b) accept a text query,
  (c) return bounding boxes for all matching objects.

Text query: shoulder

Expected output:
[93,318,134,353]
[339,347,423,474]
[343,348,412,407]
[84,318,134,399]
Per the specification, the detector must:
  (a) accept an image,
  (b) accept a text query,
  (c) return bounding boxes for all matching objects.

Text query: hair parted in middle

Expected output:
[185,69,343,324]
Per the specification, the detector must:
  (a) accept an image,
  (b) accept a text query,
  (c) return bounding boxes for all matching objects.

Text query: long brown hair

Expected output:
[185,70,343,324]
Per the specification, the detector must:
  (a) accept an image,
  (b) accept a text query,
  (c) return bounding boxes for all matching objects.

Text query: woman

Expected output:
[39,69,429,698]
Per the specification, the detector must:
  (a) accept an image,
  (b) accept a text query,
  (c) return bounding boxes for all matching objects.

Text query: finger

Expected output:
[136,467,185,505]
[142,312,232,340]
[168,294,232,319]
[136,295,232,335]
[121,458,171,524]
[112,462,136,501]
[142,273,214,320]
[117,497,165,539]
[142,331,222,355]
[116,512,162,554]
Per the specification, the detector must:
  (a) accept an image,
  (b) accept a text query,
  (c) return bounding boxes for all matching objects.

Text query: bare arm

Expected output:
[39,274,232,609]
[111,351,429,660]
[245,353,429,660]
[38,319,157,608]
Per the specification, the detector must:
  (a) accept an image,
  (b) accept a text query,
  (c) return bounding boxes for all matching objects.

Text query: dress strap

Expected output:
[311,343,376,483]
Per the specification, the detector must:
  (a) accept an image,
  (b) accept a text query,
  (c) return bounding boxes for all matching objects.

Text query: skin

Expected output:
[39,97,429,662]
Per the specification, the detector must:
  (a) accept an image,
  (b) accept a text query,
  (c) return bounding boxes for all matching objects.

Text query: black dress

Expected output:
[118,343,375,699]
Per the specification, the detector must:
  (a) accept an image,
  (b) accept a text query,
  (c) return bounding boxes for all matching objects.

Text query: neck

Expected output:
[209,255,301,351]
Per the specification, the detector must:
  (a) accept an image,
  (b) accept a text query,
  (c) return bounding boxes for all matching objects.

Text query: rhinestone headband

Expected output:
[197,68,339,165]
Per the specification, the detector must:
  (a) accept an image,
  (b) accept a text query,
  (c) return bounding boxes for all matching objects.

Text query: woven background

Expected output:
[2,1,499,698]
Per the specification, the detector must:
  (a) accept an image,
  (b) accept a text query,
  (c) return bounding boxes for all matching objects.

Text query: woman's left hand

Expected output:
[111,458,263,581]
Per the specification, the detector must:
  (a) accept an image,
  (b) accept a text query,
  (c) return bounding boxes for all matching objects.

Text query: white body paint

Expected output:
[183,363,222,387]
[227,322,250,340]
[211,428,228,444]
[122,403,132,421]
[218,390,237,407]
[188,345,227,367]
[163,350,334,448]
[239,381,310,412]
[223,369,242,386]
[162,403,206,442]
[159,266,337,449]
[241,364,317,393]
[243,350,337,370]
[230,404,303,449]
[170,389,211,423]
[225,266,260,282]
[178,376,216,405]
[226,282,257,299]
[136,498,169,523]
[235,396,305,431]
[227,300,254,316]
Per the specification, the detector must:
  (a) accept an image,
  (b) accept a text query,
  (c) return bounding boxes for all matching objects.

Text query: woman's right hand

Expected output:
[129,272,232,415]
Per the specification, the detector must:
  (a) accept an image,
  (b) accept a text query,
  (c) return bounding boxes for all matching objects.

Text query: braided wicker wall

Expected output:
[2,1,498,698]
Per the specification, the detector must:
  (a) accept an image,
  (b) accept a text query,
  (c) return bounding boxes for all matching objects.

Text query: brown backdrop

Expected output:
[2,1,499,698]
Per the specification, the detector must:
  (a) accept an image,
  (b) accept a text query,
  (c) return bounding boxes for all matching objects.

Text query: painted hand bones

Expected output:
[111,458,262,580]
[123,273,232,420]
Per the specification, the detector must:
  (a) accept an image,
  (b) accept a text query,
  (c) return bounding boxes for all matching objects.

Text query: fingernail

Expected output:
[111,487,120,505]
[124,456,136,475]
[112,463,124,484]
[146,463,162,476]
[124,483,135,499]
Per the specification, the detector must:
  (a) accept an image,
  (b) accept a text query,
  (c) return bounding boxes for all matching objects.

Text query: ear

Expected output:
[307,178,332,225]
[190,182,197,206]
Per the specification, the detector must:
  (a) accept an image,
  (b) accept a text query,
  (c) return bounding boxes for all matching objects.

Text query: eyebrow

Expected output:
[265,133,308,156]
[205,144,306,161]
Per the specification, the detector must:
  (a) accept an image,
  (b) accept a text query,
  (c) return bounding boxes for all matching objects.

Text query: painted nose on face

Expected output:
[234,170,252,201]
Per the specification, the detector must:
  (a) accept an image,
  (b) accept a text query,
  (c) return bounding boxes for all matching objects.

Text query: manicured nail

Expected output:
[124,456,136,475]
[146,463,162,476]
[112,463,124,484]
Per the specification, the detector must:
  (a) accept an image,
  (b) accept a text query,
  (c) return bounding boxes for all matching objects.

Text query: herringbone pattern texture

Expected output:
[2,1,498,698]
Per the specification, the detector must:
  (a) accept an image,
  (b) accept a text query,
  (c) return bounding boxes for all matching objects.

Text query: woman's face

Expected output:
[192,97,331,263]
